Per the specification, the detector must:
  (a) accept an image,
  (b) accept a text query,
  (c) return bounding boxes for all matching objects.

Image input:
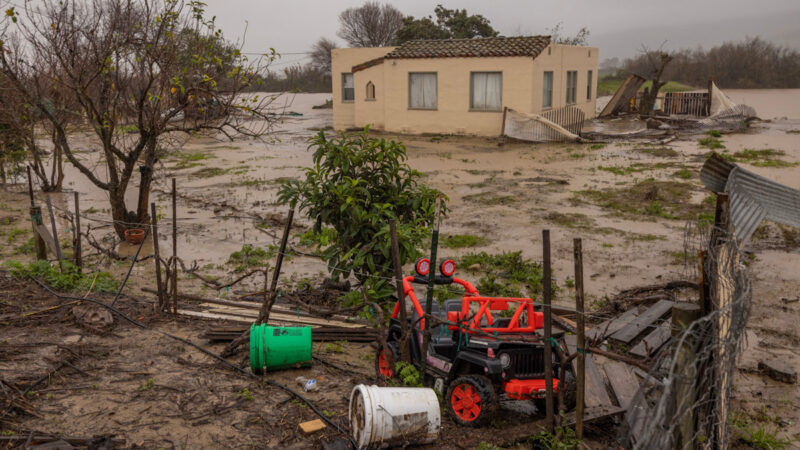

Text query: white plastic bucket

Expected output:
[349,384,440,449]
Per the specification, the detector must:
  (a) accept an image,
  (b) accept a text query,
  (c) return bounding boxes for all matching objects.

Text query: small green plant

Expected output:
[140,378,155,391]
[5,260,118,293]
[588,143,606,150]
[460,251,554,297]
[1,431,16,436]
[6,227,27,243]
[238,388,254,401]
[740,425,793,449]
[227,244,276,273]
[297,227,337,247]
[707,129,722,138]
[441,234,488,249]
[698,134,725,149]
[476,443,503,450]
[674,168,692,179]
[46,393,55,399]
[395,361,422,387]
[531,423,581,449]
[324,342,344,353]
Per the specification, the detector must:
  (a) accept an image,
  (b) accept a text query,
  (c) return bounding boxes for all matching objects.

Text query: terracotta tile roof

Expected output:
[383,35,551,60]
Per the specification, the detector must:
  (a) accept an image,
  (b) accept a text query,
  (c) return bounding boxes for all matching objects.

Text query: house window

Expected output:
[542,71,553,109]
[566,71,577,105]
[409,72,437,109]
[470,72,502,111]
[587,70,593,100]
[366,81,375,100]
[342,73,354,102]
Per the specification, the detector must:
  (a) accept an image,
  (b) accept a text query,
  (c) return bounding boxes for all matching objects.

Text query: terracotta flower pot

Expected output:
[124,228,146,245]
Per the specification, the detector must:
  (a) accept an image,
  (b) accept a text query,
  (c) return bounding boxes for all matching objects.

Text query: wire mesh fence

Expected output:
[622,223,752,449]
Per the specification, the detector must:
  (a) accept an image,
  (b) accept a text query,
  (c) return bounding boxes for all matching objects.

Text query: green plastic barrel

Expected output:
[249,324,312,374]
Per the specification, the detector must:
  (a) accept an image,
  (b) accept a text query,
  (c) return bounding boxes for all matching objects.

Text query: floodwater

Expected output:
[724,88,800,119]
[3,90,799,301]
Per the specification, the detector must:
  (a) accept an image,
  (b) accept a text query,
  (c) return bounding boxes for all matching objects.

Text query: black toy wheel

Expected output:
[375,344,396,379]
[446,375,497,427]
[534,370,577,413]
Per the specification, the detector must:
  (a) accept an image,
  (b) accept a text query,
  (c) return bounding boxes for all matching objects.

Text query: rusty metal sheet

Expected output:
[701,153,800,242]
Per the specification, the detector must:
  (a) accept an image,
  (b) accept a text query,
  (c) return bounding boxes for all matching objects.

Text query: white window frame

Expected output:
[469,71,503,112]
[342,73,354,102]
[587,70,593,100]
[408,72,438,110]
[566,70,577,105]
[542,71,553,109]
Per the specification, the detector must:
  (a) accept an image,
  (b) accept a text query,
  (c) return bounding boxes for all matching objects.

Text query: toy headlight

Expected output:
[499,352,511,368]
[440,259,456,277]
[415,258,431,276]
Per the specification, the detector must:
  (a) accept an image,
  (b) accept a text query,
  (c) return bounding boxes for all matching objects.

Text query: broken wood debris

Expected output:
[610,300,674,344]
[202,325,378,343]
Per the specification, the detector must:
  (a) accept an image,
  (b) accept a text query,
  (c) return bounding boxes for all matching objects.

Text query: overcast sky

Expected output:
[205,0,800,66]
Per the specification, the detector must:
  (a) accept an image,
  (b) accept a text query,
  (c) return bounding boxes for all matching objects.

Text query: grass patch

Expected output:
[227,244,278,272]
[543,212,594,229]
[634,146,679,158]
[460,251,554,297]
[698,137,725,150]
[193,167,230,178]
[441,234,489,249]
[572,179,706,221]
[673,168,693,179]
[5,260,118,293]
[588,143,606,150]
[728,149,797,168]
[462,192,517,206]
[170,151,216,169]
[597,75,694,96]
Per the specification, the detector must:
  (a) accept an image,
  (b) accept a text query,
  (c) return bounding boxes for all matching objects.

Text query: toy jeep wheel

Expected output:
[534,370,577,413]
[447,375,497,427]
[375,345,395,379]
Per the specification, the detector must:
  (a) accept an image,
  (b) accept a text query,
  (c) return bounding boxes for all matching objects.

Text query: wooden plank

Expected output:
[629,322,672,358]
[587,307,641,342]
[603,361,640,410]
[610,300,674,344]
[202,304,364,328]
[564,335,612,408]
[299,419,326,434]
[34,223,58,255]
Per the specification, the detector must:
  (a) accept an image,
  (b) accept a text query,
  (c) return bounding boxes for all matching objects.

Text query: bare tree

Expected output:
[0,0,279,238]
[337,1,404,47]
[548,22,590,46]
[634,47,673,117]
[310,37,338,74]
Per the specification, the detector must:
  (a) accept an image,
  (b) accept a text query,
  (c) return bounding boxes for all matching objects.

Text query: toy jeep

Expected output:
[376,258,575,426]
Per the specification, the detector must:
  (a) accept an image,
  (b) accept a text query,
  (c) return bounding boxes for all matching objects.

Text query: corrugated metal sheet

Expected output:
[701,153,800,242]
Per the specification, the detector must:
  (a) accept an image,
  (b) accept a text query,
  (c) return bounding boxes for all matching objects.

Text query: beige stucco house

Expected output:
[331,36,598,136]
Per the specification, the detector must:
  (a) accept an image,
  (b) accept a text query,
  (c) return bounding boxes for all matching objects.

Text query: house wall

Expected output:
[331,43,598,136]
[382,56,534,135]
[331,47,395,131]
[531,44,599,119]
[353,64,385,129]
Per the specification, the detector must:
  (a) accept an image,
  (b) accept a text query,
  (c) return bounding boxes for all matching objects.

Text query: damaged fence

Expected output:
[502,106,585,142]
[623,217,752,449]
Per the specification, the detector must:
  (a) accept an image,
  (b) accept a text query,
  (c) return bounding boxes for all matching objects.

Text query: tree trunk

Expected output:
[639,53,673,118]
[135,141,158,226]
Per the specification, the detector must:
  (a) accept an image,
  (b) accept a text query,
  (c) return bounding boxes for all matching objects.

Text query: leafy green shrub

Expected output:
[395,361,422,387]
[227,244,276,273]
[531,424,581,449]
[461,251,553,297]
[278,129,446,300]
[297,227,337,247]
[5,260,117,293]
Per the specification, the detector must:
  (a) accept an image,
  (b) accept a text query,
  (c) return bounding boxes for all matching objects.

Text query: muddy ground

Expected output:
[1,91,799,447]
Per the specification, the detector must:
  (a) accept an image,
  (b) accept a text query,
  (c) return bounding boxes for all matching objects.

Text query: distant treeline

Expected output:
[610,37,800,89]
[246,65,332,93]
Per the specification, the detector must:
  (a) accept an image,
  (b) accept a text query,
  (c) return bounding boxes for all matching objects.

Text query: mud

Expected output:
[1,90,799,446]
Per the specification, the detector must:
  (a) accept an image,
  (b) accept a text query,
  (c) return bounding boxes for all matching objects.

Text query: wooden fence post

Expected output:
[44,194,64,271]
[542,229,555,432]
[389,219,410,362]
[150,202,164,312]
[73,191,82,270]
[671,303,702,449]
[420,195,442,383]
[257,208,294,324]
[171,178,178,314]
[27,167,47,261]
[574,238,585,440]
